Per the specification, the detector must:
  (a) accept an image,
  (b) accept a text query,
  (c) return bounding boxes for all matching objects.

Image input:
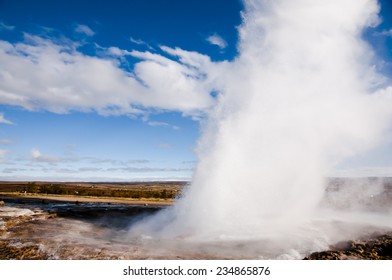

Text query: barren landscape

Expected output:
[1,180,391,260]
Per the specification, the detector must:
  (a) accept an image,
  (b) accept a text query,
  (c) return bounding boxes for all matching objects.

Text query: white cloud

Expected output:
[206,34,228,49]
[2,167,27,174]
[130,37,144,45]
[374,86,392,100]
[130,37,146,45]
[31,148,41,159]
[0,113,14,125]
[379,29,392,37]
[106,46,132,57]
[31,148,60,163]
[0,146,191,180]
[106,166,190,173]
[147,121,180,130]
[75,24,95,36]
[0,34,216,117]
[78,167,102,172]
[130,37,154,50]
[0,22,15,31]
[0,149,8,161]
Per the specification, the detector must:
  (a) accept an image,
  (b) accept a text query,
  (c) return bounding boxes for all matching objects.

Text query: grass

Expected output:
[0,181,186,201]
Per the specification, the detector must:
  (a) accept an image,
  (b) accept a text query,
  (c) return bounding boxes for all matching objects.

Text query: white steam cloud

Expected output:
[129,0,392,257]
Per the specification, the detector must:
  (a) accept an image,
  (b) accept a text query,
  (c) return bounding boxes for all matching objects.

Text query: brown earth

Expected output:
[0,192,173,206]
[1,180,392,260]
[304,233,392,260]
[0,240,48,260]
[0,181,180,259]
[0,181,185,206]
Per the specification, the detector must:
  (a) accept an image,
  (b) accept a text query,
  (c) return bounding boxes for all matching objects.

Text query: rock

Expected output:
[305,232,392,260]
[0,240,48,260]
[0,206,35,217]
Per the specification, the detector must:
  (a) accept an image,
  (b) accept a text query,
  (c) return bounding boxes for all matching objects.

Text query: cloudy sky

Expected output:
[0,0,392,181]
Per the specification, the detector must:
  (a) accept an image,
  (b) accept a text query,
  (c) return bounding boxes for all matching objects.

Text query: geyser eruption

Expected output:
[129,0,392,256]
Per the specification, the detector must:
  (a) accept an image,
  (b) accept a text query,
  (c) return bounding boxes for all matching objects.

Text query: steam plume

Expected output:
[129,0,392,256]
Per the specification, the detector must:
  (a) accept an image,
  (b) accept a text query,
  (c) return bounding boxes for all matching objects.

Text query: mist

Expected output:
[128,0,392,258]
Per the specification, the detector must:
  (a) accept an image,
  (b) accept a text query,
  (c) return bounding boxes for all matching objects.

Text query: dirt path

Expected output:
[0,192,174,206]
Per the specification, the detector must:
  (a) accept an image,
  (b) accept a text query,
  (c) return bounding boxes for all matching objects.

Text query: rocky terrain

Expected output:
[0,202,53,259]
[1,198,391,260]
[0,199,163,259]
[304,233,392,260]
[1,178,391,260]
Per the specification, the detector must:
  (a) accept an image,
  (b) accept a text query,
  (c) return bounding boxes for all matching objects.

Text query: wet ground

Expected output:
[1,192,392,260]
[0,198,166,259]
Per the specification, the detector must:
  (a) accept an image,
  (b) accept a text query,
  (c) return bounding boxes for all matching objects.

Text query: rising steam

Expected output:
[129,0,392,257]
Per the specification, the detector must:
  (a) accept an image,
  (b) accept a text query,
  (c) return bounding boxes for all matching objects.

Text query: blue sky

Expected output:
[0,0,392,181]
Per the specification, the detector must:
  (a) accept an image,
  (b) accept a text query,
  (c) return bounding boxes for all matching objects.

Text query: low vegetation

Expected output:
[0,181,185,200]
